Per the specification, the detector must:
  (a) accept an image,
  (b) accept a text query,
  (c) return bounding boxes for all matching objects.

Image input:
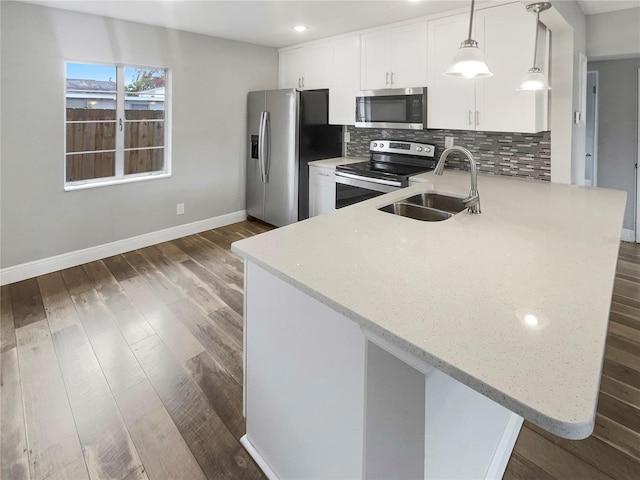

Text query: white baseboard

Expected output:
[621,228,636,243]
[485,413,524,480]
[0,210,247,286]
[240,435,279,480]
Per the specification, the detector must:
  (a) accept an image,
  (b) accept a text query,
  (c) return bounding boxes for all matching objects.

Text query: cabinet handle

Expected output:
[385,72,389,85]
[298,77,301,88]
[301,76,305,88]
[476,110,480,126]
[390,72,394,86]
[468,110,473,126]
[318,172,330,177]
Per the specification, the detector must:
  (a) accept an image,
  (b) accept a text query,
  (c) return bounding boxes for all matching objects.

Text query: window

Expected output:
[65,62,169,188]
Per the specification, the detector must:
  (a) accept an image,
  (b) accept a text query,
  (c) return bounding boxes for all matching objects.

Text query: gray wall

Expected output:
[587,8,640,60]
[0,1,278,268]
[588,58,639,231]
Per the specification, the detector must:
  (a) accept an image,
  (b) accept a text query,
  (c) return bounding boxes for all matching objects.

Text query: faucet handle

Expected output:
[463,193,481,214]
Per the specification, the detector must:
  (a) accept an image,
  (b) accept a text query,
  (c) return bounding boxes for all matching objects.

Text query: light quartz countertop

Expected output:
[232,170,627,439]
[308,156,366,168]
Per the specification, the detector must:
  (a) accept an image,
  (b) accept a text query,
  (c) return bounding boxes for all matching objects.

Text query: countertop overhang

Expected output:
[232,170,627,439]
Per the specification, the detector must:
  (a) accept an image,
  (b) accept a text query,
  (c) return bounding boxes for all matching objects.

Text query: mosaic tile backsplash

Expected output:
[345,126,551,181]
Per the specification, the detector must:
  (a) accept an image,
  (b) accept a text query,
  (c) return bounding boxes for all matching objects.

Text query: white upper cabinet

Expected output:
[389,22,428,89]
[360,30,390,90]
[428,3,548,133]
[278,3,548,133]
[427,14,476,130]
[304,43,333,89]
[360,21,427,90]
[280,48,306,89]
[329,35,360,125]
[480,3,548,133]
[280,42,332,90]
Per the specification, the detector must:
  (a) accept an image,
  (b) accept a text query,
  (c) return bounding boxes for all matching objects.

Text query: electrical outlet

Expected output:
[177,203,185,215]
[344,131,351,143]
[445,136,455,148]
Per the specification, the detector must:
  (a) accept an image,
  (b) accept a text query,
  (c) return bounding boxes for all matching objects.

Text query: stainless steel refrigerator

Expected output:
[247,89,342,227]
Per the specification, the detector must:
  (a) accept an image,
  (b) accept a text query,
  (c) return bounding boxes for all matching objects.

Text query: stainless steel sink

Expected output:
[378,192,467,222]
[403,193,466,213]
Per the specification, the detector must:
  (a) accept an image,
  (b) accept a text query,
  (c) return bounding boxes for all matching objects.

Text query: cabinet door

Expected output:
[389,22,428,88]
[330,35,360,125]
[304,43,332,89]
[427,14,476,130]
[479,4,548,133]
[309,166,336,217]
[360,29,390,90]
[280,48,305,89]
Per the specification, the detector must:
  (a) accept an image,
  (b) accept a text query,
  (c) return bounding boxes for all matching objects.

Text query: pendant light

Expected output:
[443,0,492,79]
[519,2,552,90]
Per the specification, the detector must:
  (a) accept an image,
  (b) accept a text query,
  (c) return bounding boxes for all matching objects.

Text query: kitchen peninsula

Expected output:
[232,171,626,480]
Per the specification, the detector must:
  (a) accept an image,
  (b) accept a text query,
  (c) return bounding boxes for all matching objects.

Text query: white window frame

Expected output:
[64,60,172,191]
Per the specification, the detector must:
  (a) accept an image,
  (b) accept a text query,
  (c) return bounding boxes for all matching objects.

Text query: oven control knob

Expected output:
[379,143,384,148]
[373,142,378,147]
[416,147,423,152]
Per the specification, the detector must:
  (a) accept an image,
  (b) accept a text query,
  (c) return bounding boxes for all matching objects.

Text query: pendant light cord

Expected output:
[467,0,476,42]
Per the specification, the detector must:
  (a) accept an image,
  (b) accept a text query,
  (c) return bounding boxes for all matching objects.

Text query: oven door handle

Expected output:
[335,171,402,189]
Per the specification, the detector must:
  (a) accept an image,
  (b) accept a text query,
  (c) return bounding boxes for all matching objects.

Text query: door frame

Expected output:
[636,68,640,242]
[585,71,599,187]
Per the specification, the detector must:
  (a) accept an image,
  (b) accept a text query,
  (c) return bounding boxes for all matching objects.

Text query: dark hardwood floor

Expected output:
[1,221,639,479]
[1,221,270,480]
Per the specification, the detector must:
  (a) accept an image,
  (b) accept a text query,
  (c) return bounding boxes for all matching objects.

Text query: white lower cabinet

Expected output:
[309,164,335,217]
[242,261,524,480]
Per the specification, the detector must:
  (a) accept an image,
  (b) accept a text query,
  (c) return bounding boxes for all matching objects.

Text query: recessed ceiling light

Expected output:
[292,25,307,32]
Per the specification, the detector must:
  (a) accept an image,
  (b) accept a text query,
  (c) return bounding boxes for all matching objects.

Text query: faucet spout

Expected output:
[434,146,481,214]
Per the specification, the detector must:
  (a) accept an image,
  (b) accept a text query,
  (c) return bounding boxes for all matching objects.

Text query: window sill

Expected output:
[64,172,171,191]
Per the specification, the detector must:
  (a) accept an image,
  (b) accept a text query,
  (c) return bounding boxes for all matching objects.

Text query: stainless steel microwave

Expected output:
[355,87,426,130]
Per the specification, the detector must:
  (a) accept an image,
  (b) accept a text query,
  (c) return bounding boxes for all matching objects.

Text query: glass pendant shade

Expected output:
[518,67,548,90]
[443,0,492,79]
[444,40,493,79]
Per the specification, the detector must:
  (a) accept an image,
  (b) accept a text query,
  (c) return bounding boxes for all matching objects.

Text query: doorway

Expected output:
[585,72,598,187]
[637,68,640,243]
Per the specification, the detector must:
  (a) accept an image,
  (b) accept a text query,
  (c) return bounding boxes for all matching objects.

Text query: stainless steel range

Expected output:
[335,140,437,209]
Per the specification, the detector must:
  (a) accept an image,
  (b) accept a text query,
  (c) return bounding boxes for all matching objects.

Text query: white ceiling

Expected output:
[16,0,640,48]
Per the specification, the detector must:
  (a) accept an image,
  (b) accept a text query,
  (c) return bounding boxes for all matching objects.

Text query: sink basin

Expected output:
[403,193,466,213]
[379,192,467,222]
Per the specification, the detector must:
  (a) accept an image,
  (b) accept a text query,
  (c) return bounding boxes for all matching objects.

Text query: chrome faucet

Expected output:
[434,146,481,214]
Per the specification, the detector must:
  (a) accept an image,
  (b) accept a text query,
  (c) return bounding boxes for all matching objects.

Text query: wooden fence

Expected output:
[65,109,165,181]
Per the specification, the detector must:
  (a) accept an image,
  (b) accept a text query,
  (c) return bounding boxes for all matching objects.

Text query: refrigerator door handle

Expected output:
[258,111,269,183]
[262,112,270,183]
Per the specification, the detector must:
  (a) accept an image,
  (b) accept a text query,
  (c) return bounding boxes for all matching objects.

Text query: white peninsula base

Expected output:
[241,262,523,480]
